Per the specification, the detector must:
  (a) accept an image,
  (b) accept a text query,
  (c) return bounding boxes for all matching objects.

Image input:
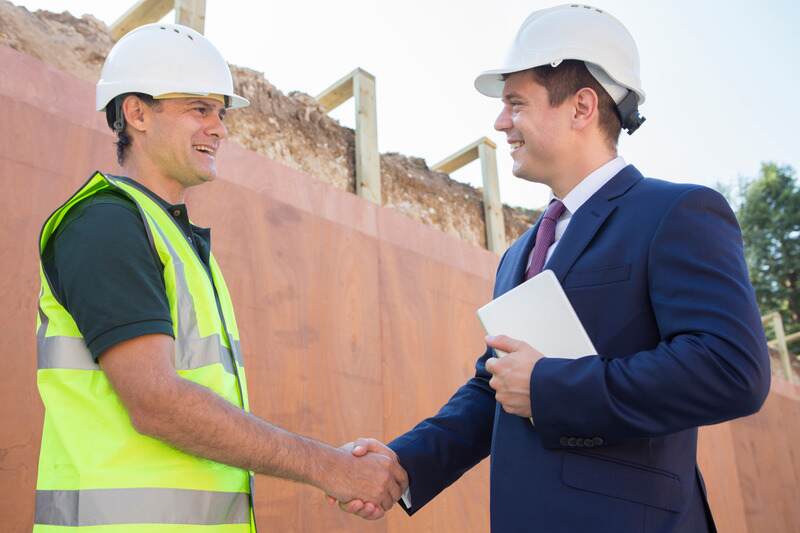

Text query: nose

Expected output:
[207,113,227,140]
[494,105,512,132]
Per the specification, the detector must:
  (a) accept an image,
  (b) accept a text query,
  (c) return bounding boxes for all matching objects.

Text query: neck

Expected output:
[549,144,617,199]
[123,154,186,205]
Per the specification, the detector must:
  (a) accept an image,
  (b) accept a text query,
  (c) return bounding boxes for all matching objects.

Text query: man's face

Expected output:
[141,97,227,188]
[494,71,572,186]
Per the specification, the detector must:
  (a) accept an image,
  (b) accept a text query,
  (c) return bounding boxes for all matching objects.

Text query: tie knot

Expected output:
[544,199,566,222]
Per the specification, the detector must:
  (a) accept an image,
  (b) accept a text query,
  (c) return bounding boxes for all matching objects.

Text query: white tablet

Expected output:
[477,269,596,358]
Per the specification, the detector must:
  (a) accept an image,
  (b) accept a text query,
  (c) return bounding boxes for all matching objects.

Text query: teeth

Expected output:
[509,141,524,150]
[194,145,214,154]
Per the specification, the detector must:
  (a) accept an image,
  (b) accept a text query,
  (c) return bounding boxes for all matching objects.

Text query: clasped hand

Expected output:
[325,438,408,520]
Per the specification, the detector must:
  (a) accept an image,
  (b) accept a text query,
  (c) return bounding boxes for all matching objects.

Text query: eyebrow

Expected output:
[186,99,226,118]
[502,92,525,103]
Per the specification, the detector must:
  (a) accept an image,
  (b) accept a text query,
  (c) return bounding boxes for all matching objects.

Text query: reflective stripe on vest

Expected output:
[34,172,255,532]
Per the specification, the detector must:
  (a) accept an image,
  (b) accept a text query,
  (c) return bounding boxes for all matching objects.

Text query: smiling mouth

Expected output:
[509,140,525,153]
[193,145,216,157]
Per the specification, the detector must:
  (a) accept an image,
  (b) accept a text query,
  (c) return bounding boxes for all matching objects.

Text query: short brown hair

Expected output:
[522,60,622,147]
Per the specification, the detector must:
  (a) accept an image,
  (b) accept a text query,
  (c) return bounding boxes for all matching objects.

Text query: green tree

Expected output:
[736,163,800,334]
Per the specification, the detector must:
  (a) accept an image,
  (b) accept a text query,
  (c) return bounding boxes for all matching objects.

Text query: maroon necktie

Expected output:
[525,199,566,280]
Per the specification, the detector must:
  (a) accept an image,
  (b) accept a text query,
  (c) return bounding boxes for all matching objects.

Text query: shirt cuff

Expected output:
[401,487,412,508]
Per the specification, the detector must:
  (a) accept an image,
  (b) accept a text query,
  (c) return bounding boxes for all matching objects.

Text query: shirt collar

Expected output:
[553,156,626,215]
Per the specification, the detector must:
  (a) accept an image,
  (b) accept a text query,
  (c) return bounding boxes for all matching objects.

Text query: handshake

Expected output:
[322,438,408,521]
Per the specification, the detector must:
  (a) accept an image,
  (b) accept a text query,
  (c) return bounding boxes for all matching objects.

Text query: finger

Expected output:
[485,334,527,353]
[354,437,390,456]
[387,477,403,503]
[391,462,409,490]
[358,502,383,520]
[489,375,499,390]
[366,504,385,520]
[356,502,383,520]
[380,493,395,513]
[340,499,364,514]
[485,356,498,374]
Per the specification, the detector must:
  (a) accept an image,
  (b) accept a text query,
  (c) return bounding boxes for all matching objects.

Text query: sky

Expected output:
[14,0,800,210]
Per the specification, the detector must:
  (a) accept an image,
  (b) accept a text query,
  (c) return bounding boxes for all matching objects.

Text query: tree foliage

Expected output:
[735,163,800,333]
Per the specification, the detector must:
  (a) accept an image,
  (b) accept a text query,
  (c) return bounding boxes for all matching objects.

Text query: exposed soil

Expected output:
[0,0,538,248]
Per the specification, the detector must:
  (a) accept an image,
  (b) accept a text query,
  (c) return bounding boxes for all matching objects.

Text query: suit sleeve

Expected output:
[530,186,771,448]
[387,252,510,514]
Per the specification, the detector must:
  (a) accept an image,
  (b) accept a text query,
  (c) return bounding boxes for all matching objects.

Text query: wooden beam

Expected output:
[315,70,356,113]
[110,0,174,41]
[353,69,381,204]
[432,137,497,175]
[433,137,505,254]
[174,0,206,34]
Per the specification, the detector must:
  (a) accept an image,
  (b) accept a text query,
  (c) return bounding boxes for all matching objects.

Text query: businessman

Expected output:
[336,5,770,532]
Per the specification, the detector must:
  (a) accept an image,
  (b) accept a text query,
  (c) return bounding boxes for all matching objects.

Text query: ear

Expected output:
[122,95,148,133]
[572,87,599,132]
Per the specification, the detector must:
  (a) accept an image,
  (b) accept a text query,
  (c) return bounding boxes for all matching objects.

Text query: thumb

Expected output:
[351,444,368,457]
[485,334,526,354]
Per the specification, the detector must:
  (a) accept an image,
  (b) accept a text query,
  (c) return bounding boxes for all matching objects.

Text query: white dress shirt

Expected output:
[527,156,627,271]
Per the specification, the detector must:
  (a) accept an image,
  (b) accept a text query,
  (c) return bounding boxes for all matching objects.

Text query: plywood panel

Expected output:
[2,43,800,533]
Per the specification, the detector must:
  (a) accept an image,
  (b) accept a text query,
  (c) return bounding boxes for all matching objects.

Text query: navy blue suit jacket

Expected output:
[389,165,770,533]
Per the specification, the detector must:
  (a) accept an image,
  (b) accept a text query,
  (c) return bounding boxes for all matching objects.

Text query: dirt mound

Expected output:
[0,0,537,248]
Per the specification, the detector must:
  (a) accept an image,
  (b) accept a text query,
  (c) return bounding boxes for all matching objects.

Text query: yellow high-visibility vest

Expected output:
[34,172,255,532]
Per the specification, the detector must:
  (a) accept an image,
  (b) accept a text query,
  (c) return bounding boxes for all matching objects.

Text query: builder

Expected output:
[33,23,406,531]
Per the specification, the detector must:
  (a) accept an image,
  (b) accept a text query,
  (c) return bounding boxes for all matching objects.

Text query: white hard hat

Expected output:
[96,23,249,112]
[475,4,646,133]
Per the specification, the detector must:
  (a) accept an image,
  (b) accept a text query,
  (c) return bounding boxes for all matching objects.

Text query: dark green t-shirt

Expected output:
[41,176,213,360]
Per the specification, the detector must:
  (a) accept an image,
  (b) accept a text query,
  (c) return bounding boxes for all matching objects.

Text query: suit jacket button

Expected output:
[583,439,594,448]
[567,437,577,447]
[575,438,585,447]
[560,437,569,446]
[592,437,604,446]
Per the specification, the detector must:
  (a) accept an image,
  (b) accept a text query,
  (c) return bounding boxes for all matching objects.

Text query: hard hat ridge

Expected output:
[96,23,249,114]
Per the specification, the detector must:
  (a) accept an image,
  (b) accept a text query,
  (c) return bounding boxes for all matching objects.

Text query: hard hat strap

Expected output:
[112,97,126,133]
[616,90,646,135]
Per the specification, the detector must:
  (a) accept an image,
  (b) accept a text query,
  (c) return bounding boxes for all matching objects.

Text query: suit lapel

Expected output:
[545,202,616,283]
[545,165,644,283]
[494,217,541,297]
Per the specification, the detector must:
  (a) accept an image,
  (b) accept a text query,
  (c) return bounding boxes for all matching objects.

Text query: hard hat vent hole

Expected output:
[174,29,180,33]
[187,34,194,40]
[159,26,166,30]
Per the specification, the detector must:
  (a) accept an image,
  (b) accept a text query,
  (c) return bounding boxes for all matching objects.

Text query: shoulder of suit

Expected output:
[631,176,724,203]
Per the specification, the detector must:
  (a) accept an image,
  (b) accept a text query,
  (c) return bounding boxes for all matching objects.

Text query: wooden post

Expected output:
[174,0,206,33]
[772,313,794,384]
[110,0,207,40]
[478,141,506,254]
[316,69,381,204]
[433,137,507,254]
[109,0,174,41]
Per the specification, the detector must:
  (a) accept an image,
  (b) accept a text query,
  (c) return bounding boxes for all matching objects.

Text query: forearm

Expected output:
[532,331,769,447]
[131,376,337,490]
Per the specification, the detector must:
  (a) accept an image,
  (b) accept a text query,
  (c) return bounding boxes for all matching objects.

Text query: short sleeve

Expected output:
[44,194,174,359]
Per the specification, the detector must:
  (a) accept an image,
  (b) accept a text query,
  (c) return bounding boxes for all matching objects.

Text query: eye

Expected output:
[194,106,209,115]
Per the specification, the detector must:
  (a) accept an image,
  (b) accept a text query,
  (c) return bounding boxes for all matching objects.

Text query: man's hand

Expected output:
[326,438,408,520]
[319,440,407,517]
[484,335,543,418]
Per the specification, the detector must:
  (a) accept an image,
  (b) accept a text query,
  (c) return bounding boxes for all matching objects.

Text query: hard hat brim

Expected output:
[474,64,646,105]
[474,68,517,98]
